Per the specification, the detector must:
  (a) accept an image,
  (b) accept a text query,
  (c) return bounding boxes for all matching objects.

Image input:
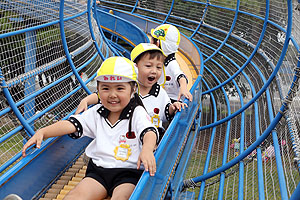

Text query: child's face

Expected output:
[97,82,133,114]
[136,53,164,88]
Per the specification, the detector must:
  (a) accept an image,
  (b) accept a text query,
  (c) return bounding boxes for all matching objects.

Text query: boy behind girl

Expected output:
[150,24,193,102]
[76,43,187,141]
[22,57,158,200]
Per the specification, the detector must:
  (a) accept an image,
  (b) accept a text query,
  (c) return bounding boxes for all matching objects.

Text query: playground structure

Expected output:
[0,0,300,199]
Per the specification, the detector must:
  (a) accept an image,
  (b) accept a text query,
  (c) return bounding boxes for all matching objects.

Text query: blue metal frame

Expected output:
[1,0,300,199]
[201,48,266,198]
[190,0,210,38]
[59,0,92,95]
[162,0,174,24]
[88,0,114,60]
[24,30,37,131]
[203,0,240,64]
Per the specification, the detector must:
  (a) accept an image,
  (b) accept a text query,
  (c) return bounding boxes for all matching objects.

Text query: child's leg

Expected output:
[63,177,107,200]
[110,183,135,200]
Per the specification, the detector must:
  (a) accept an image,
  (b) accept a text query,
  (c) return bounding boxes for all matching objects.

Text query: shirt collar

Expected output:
[164,53,176,66]
[97,101,134,120]
[148,83,160,97]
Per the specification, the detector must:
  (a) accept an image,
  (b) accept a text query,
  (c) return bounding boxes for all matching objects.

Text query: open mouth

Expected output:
[148,76,155,82]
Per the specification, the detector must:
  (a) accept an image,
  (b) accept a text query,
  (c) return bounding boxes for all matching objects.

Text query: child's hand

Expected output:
[75,93,98,114]
[178,88,193,102]
[169,102,188,115]
[22,131,44,157]
[137,146,156,176]
[75,99,88,114]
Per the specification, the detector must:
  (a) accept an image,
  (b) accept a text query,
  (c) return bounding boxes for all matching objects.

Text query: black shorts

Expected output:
[85,160,143,196]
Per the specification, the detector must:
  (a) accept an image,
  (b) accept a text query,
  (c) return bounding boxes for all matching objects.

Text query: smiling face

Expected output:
[135,52,164,92]
[97,82,133,116]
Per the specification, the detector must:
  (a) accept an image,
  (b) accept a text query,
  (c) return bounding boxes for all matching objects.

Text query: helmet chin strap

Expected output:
[137,79,145,86]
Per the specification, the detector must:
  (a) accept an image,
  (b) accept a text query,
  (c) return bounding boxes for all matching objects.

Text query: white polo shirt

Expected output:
[140,83,172,128]
[68,101,158,169]
[164,54,188,101]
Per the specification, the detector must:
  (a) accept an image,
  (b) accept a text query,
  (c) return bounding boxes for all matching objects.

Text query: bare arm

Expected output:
[178,77,192,101]
[22,120,76,157]
[75,93,98,114]
[137,131,157,176]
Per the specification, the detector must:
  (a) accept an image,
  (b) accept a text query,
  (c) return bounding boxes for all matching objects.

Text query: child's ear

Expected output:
[133,83,137,93]
[130,88,136,98]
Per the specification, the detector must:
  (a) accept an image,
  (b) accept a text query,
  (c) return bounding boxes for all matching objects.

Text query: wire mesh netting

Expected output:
[0,0,111,175]
[107,0,300,198]
[0,0,300,199]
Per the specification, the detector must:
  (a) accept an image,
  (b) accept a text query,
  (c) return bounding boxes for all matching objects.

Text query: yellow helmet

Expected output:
[96,57,137,84]
[131,43,166,87]
[131,43,165,61]
[151,24,180,56]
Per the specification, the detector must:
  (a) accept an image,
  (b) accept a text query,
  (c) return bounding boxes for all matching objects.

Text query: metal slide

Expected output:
[0,0,300,199]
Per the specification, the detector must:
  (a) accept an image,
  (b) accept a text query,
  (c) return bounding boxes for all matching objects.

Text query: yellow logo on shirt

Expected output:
[114,144,132,161]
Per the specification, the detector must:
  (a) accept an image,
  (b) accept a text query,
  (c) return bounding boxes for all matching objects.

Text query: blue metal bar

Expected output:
[195,35,282,199]
[191,107,284,184]
[131,0,139,13]
[265,1,293,198]
[0,10,87,39]
[201,49,265,198]
[101,0,300,51]
[90,0,108,59]
[59,0,92,95]
[24,30,36,131]
[90,0,118,59]
[162,0,174,24]
[198,35,281,197]
[192,1,293,180]
[238,117,245,199]
[0,70,35,137]
[203,0,240,64]
[290,181,300,200]
[293,52,300,170]
[203,66,233,200]
[0,136,58,186]
[280,50,300,172]
[130,73,203,199]
[0,50,98,119]
[6,37,96,88]
[197,78,218,200]
[192,40,265,129]
[190,0,210,38]
[201,0,269,95]
[254,102,265,200]
[0,126,23,146]
[0,150,24,175]
[0,73,95,172]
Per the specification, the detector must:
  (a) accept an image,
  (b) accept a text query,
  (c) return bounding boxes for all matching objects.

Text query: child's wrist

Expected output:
[142,143,155,151]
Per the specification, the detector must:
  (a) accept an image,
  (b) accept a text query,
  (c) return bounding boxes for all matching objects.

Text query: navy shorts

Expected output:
[85,160,143,196]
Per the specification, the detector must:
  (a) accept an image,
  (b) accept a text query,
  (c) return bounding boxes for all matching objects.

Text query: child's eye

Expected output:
[101,87,109,90]
[117,87,125,90]
[157,66,162,70]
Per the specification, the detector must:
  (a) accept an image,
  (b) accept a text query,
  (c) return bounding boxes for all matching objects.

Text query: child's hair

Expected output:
[134,50,165,64]
[128,92,145,134]
[151,37,159,46]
